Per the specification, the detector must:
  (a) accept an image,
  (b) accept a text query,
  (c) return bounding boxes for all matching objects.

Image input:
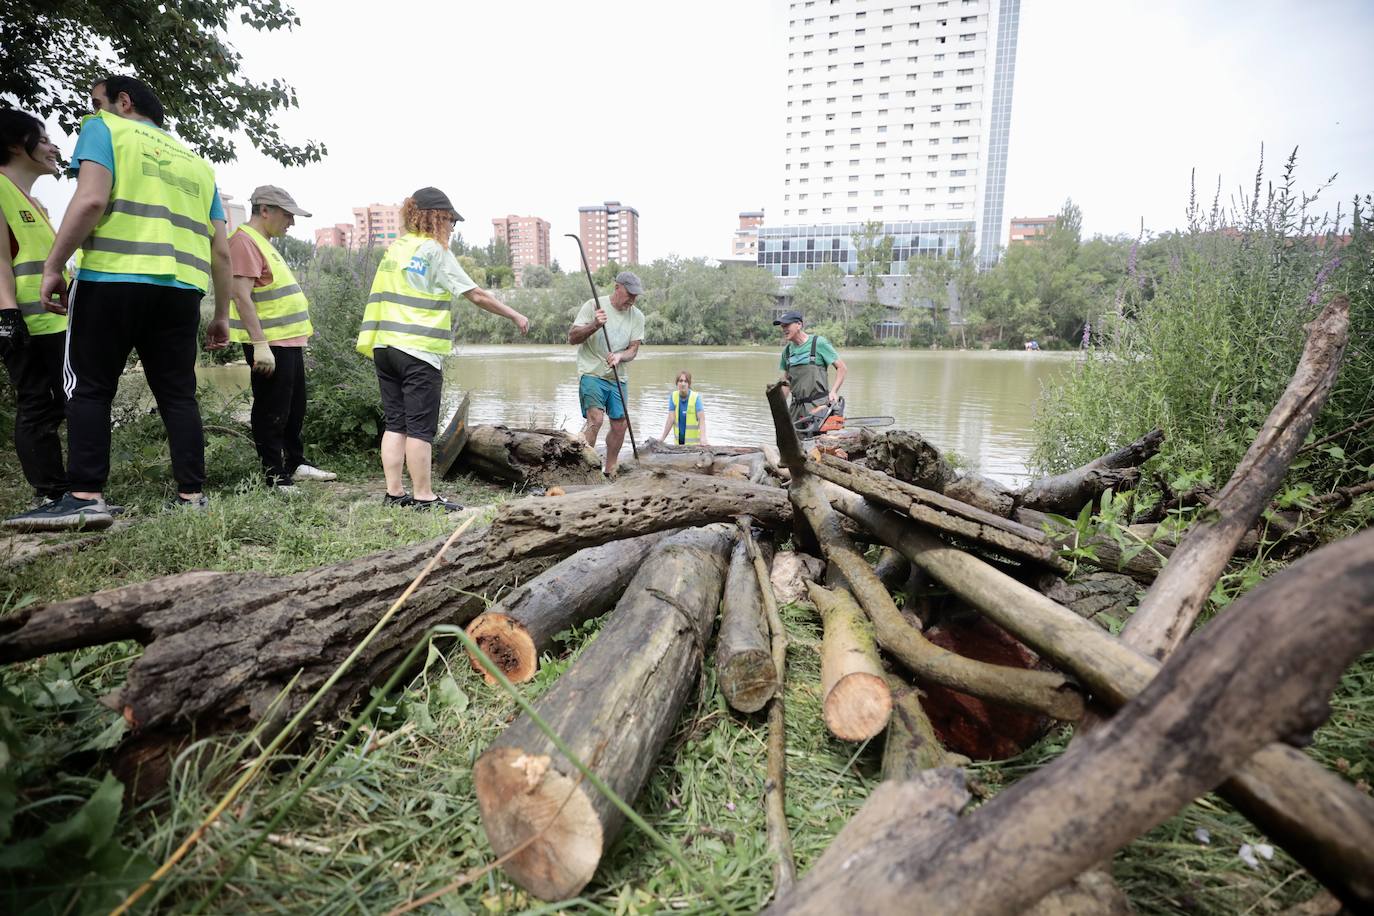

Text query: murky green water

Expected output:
[443,344,1076,485]
[196,345,1075,484]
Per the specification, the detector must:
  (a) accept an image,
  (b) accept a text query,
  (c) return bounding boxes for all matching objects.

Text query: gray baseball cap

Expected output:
[249,185,311,217]
[614,270,644,296]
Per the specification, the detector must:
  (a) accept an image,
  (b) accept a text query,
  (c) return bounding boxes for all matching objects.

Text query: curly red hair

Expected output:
[401,197,454,245]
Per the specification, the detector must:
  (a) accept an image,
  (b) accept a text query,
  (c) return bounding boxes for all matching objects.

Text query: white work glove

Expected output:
[250,340,276,376]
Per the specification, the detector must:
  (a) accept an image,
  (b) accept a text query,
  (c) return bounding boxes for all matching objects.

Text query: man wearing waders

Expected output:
[774,309,847,426]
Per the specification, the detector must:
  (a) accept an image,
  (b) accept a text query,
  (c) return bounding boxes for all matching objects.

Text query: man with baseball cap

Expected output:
[568,269,645,477]
[774,309,847,425]
[357,186,528,511]
[228,184,334,491]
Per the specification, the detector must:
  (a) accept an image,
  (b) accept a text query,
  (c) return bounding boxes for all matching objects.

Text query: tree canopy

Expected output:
[1,0,325,165]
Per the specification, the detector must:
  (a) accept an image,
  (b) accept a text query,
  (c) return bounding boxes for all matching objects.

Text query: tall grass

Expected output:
[1033,152,1373,498]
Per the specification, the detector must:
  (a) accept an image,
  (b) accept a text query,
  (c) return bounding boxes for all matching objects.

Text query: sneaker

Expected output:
[167,494,210,512]
[383,492,414,507]
[410,496,463,513]
[294,464,337,482]
[2,493,114,532]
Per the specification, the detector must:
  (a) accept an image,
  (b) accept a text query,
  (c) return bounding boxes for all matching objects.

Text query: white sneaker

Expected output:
[294,464,337,481]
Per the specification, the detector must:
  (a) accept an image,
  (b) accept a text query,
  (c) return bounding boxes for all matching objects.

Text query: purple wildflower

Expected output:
[1126,240,1138,279]
[1081,320,1091,349]
[1307,256,1341,306]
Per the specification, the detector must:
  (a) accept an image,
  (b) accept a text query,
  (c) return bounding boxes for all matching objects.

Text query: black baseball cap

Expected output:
[411,186,464,221]
[773,310,804,326]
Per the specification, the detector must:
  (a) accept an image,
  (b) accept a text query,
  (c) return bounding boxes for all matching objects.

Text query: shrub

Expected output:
[1032,152,1372,499]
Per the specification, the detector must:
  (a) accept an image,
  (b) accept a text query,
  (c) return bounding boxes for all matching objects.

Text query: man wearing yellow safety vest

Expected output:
[0,110,70,528]
[356,187,528,511]
[13,76,233,531]
[229,185,335,490]
[659,369,709,446]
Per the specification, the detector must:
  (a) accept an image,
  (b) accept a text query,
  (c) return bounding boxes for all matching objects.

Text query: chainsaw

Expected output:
[794,397,895,438]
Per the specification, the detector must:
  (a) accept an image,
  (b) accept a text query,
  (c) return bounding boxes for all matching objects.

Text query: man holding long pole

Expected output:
[567,269,644,478]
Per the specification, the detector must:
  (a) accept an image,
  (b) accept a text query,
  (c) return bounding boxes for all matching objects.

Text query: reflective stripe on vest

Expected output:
[0,173,66,335]
[74,111,217,291]
[228,224,313,342]
[355,234,452,358]
[670,389,702,445]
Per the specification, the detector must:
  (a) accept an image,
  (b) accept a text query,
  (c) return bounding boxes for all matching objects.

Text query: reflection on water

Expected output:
[186,347,1074,485]
[445,344,1075,486]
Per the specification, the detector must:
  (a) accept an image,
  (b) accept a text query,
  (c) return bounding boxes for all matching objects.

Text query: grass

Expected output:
[1,447,1371,913]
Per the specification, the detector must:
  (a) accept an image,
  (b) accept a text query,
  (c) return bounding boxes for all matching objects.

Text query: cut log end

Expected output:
[823,672,893,741]
[466,614,538,685]
[474,746,603,901]
[718,648,778,713]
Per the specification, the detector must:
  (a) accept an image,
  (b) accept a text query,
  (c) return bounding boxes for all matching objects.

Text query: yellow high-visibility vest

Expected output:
[0,174,66,335]
[228,224,312,342]
[74,110,216,291]
[355,233,452,358]
[670,389,702,445]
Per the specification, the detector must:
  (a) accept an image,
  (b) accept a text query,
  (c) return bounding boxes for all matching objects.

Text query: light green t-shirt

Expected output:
[574,297,646,381]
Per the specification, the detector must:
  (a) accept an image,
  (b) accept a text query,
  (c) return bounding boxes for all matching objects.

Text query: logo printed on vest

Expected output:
[407,256,428,276]
[18,210,35,224]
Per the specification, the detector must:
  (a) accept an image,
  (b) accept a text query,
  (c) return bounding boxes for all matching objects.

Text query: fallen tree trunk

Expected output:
[1011,427,1163,517]
[767,383,1085,723]
[859,429,955,490]
[485,471,791,560]
[1121,294,1350,660]
[809,453,1066,571]
[766,528,1374,915]
[808,583,892,741]
[465,531,671,684]
[454,425,604,487]
[474,525,735,901]
[717,536,779,713]
[831,487,1374,909]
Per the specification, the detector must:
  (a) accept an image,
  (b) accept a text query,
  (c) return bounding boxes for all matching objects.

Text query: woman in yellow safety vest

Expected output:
[356,187,528,511]
[660,369,708,446]
[0,110,69,522]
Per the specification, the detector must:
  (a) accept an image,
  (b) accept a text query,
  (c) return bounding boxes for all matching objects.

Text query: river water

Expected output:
[196,345,1074,485]
[444,344,1076,486]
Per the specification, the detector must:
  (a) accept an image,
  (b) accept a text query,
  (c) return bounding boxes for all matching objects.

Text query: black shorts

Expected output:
[374,347,442,442]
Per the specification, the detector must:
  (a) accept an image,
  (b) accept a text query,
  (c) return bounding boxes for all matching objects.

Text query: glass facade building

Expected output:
[758,220,973,277]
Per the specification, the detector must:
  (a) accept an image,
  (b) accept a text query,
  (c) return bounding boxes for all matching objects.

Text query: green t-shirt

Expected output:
[575,297,646,381]
[779,334,840,371]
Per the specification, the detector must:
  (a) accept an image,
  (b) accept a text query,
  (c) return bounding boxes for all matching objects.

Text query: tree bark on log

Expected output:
[830,488,1374,909]
[807,583,892,741]
[882,678,964,778]
[765,382,1085,722]
[454,425,604,487]
[738,518,797,897]
[1121,294,1350,660]
[485,471,791,561]
[859,429,955,490]
[465,531,672,684]
[809,453,1067,571]
[474,525,735,901]
[942,473,1015,518]
[716,536,779,713]
[766,528,1374,915]
[1013,466,1141,516]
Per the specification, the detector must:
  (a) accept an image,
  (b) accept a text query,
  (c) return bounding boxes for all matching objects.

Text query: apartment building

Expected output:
[762,0,1021,277]
[733,210,765,258]
[353,203,403,250]
[577,201,640,271]
[491,214,552,284]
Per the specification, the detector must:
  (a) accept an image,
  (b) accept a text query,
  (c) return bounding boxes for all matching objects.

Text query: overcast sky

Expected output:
[27,0,1374,265]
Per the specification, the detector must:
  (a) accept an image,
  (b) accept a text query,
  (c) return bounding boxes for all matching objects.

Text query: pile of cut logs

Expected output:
[0,296,1369,911]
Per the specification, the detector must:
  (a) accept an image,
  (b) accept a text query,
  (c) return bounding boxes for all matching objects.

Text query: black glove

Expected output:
[0,309,28,360]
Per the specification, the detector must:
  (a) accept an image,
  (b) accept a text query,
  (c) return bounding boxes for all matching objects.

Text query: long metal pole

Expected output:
[564,233,639,459]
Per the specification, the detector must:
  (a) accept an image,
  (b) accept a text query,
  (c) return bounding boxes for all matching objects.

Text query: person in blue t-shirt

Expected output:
[659,369,708,446]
